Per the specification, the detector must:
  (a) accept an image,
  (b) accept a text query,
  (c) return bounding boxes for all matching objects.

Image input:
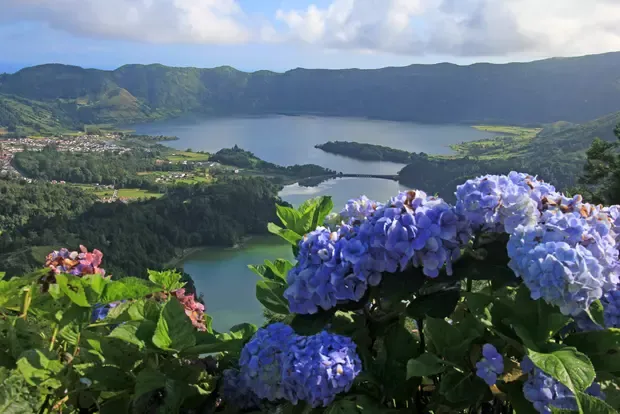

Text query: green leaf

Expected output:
[406,353,448,378]
[575,391,618,414]
[182,324,257,356]
[109,322,146,349]
[264,259,293,282]
[564,329,620,373]
[587,300,606,327]
[100,395,131,414]
[15,349,63,389]
[439,370,490,404]
[248,259,293,284]
[147,269,185,291]
[227,323,259,341]
[527,348,595,394]
[181,332,237,356]
[81,365,134,391]
[152,299,197,352]
[276,204,309,235]
[425,317,464,357]
[267,222,302,246]
[127,299,161,322]
[498,381,538,414]
[291,312,334,336]
[307,196,334,230]
[407,288,460,319]
[54,273,91,307]
[324,399,359,414]
[101,277,162,303]
[134,368,166,399]
[378,270,426,305]
[256,280,289,315]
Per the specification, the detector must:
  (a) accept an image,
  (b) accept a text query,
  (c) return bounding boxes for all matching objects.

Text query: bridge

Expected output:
[338,173,399,181]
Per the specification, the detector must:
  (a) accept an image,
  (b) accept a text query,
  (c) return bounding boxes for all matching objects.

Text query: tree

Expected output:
[578,122,620,203]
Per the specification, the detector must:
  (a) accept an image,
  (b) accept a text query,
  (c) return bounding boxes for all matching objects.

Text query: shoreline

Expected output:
[165,236,255,268]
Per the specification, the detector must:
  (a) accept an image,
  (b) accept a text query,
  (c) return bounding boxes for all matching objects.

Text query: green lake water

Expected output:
[183,236,294,332]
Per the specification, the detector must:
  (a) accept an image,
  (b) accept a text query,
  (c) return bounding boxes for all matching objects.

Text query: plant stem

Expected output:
[20,287,32,319]
[417,318,425,354]
[73,332,81,357]
[49,324,58,352]
[467,278,473,292]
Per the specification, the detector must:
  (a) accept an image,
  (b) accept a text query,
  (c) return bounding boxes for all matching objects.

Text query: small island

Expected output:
[211,145,338,180]
[315,141,413,163]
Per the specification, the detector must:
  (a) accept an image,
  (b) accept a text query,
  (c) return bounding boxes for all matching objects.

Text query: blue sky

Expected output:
[2,0,620,72]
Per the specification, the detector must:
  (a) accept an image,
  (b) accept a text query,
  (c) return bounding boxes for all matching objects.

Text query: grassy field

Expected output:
[135,170,213,184]
[166,151,210,162]
[472,125,541,136]
[116,189,164,199]
[449,125,543,159]
[72,184,163,200]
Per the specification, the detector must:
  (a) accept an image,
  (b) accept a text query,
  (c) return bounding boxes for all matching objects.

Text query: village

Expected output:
[0,134,242,203]
[0,134,133,177]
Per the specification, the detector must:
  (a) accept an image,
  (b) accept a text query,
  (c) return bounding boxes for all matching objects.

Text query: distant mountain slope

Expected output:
[398,110,620,198]
[2,52,620,129]
[0,94,76,134]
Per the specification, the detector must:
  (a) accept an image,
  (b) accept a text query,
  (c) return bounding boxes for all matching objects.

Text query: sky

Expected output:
[2,0,620,72]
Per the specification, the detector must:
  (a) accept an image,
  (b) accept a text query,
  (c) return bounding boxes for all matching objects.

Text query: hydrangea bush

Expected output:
[0,173,619,413]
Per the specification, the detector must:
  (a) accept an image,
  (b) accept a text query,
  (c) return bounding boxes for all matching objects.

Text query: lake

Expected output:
[132,115,493,330]
[132,115,493,174]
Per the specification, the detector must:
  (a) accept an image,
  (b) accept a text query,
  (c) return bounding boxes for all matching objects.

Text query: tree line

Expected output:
[0,177,285,280]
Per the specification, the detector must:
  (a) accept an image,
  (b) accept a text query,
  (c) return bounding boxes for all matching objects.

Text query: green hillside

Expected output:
[3,52,620,134]
[0,94,76,135]
[399,111,620,199]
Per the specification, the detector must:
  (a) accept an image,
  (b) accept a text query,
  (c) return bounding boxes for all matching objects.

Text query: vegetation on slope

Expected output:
[0,179,97,233]
[13,147,162,186]
[398,114,620,199]
[315,141,414,163]
[0,94,76,135]
[210,145,337,178]
[0,177,284,278]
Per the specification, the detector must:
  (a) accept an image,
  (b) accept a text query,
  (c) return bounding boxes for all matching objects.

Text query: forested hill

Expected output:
[3,52,620,132]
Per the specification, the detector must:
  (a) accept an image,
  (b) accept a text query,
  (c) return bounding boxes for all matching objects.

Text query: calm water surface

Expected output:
[134,116,493,329]
[184,236,294,332]
[132,115,492,174]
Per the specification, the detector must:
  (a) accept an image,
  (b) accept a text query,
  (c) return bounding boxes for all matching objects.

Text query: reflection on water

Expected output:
[279,177,411,208]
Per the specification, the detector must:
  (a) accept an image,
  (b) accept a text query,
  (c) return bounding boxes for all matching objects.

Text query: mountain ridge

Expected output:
[2,51,620,133]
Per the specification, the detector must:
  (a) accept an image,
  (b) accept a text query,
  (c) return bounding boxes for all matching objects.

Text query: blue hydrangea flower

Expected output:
[90,302,121,322]
[475,344,504,386]
[521,357,605,413]
[508,235,605,316]
[221,369,260,410]
[359,190,471,278]
[239,323,296,401]
[285,225,375,314]
[455,172,546,234]
[339,196,382,225]
[281,331,361,407]
[508,200,620,316]
[603,289,620,328]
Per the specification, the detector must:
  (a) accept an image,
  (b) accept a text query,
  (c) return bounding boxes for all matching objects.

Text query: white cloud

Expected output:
[2,0,620,57]
[275,0,620,57]
[1,0,251,44]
